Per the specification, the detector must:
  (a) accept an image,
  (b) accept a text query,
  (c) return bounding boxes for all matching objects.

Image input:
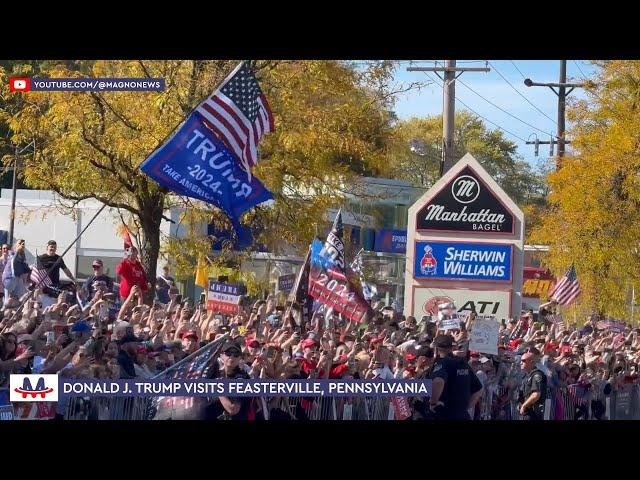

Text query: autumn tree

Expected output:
[2,60,402,293]
[529,60,640,317]
[388,111,547,206]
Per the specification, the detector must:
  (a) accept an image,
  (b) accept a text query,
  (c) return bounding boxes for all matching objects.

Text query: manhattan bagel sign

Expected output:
[404,154,524,320]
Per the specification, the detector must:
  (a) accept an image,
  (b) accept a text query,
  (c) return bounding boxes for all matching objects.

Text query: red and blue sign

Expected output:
[414,241,512,282]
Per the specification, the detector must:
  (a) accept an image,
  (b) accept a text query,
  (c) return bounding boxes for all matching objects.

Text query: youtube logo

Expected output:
[9,78,30,92]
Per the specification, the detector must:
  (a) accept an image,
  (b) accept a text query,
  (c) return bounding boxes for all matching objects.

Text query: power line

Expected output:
[510,60,527,80]
[455,75,556,138]
[424,72,527,143]
[487,60,557,126]
[572,60,589,80]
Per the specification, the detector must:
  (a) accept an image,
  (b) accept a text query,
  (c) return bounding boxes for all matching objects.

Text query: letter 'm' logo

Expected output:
[451,175,480,204]
[10,374,58,401]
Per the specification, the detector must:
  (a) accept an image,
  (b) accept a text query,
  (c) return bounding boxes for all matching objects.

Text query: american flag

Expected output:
[548,264,581,305]
[547,313,564,324]
[150,339,225,420]
[30,267,54,289]
[196,62,274,176]
[350,249,377,300]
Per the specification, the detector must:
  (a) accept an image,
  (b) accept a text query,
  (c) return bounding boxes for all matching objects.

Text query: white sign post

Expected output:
[405,153,525,319]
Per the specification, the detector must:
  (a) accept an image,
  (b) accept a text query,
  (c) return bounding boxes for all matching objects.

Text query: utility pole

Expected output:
[407,61,489,176]
[524,60,586,168]
[525,134,565,158]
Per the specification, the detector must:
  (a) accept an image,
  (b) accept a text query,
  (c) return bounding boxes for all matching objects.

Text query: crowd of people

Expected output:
[1,237,640,421]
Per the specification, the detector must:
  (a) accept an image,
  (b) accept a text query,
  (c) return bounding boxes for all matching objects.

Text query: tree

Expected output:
[387,111,547,206]
[2,60,400,293]
[529,60,640,317]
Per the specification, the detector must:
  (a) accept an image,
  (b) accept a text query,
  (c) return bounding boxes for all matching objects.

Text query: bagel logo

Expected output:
[451,175,480,204]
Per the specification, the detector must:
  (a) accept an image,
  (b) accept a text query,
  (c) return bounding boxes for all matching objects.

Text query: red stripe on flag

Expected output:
[200,101,246,153]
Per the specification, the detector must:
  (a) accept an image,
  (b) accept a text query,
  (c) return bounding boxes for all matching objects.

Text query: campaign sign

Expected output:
[207,280,242,314]
[0,404,13,421]
[469,318,499,355]
[308,239,370,323]
[414,241,512,282]
[374,229,407,254]
[439,317,461,330]
[277,274,296,294]
[140,112,273,218]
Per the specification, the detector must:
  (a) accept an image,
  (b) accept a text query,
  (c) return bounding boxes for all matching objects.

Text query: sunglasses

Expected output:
[225,351,241,358]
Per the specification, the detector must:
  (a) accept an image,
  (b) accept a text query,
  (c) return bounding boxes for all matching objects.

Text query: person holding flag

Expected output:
[548,264,581,306]
[308,210,372,324]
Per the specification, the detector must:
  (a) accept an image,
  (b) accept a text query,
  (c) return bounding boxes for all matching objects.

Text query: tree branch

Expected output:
[80,128,137,194]
[138,60,152,79]
[91,92,142,132]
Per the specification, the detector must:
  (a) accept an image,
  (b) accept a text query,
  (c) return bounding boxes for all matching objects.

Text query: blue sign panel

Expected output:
[208,281,246,296]
[414,241,512,282]
[374,229,407,254]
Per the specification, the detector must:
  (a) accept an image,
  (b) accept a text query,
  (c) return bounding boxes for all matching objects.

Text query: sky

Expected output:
[390,60,599,168]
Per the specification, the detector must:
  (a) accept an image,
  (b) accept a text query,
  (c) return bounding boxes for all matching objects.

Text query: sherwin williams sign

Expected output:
[415,165,515,234]
[414,241,512,282]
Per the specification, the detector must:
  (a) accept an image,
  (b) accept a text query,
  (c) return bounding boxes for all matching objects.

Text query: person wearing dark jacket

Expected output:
[117,333,139,379]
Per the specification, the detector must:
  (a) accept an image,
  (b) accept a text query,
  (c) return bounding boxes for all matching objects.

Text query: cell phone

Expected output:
[45,331,55,345]
[199,292,206,305]
[175,294,183,304]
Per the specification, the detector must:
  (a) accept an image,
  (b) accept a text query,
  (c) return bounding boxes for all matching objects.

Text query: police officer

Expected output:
[428,334,483,420]
[411,345,435,420]
[518,350,547,420]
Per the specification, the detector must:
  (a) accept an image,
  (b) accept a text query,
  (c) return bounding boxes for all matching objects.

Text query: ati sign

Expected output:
[416,166,515,234]
[414,288,511,320]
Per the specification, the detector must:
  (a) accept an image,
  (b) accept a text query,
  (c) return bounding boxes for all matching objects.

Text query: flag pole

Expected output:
[5,65,234,324]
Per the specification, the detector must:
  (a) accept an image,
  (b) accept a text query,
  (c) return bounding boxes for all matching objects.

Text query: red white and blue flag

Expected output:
[30,267,54,289]
[196,62,274,176]
[548,264,581,306]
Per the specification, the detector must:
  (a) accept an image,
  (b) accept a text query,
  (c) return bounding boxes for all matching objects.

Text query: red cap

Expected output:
[301,338,317,349]
[560,345,572,354]
[330,363,349,378]
[15,344,28,357]
[508,338,522,350]
[405,353,416,362]
[544,342,558,353]
[180,330,198,341]
[470,351,480,358]
[246,337,260,348]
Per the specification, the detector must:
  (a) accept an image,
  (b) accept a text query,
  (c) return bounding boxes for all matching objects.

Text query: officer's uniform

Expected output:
[429,337,483,420]
[519,367,547,420]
